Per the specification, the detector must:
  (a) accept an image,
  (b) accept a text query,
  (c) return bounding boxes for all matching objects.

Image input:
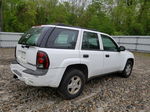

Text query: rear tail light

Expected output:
[36,51,49,69]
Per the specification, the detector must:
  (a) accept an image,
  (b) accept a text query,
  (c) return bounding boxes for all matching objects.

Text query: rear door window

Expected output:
[82,31,100,50]
[46,28,78,49]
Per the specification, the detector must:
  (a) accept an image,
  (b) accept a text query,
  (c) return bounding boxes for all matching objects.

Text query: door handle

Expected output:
[83,54,89,58]
[105,54,110,58]
[21,45,25,48]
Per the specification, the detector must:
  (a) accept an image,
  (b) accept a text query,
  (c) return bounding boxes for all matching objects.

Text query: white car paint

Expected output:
[10,25,134,88]
[10,63,66,87]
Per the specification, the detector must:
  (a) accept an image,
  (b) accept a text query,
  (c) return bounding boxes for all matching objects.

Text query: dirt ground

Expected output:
[0,48,150,112]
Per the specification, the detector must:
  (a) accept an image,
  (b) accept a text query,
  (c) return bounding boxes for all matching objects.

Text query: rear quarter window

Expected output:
[46,28,78,49]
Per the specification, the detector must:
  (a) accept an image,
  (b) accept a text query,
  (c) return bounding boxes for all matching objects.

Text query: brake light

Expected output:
[36,51,49,69]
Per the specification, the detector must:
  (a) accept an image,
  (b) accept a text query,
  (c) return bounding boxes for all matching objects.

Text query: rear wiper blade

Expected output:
[21,45,30,48]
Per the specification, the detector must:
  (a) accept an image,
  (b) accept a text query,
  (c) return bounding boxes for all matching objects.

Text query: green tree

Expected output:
[1,0,150,35]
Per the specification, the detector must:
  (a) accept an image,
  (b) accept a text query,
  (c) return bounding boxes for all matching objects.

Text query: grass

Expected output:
[133,52,150,57]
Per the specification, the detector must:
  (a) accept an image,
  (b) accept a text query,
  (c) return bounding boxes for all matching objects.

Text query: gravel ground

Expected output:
[0,48,150,112]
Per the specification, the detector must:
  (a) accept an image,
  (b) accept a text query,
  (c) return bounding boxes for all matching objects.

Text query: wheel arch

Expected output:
[61,64,88,83]
[121,58,134,71]
[127,58,134,65]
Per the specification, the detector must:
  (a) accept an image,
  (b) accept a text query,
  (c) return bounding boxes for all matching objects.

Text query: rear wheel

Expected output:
[58,69,85,100]
[121,60,133,78]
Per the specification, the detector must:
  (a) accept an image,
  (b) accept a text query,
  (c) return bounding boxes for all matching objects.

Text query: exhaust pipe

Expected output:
[13,75,18,79]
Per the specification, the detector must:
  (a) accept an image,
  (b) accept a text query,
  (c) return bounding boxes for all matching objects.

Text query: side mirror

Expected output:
[119,46,126,52]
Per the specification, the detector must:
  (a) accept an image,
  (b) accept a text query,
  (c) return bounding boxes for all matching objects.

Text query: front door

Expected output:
[101,34,122,74]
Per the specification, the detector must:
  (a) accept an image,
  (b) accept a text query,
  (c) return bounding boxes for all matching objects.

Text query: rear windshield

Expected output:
[18,27,45,46]
[46,28,79,49]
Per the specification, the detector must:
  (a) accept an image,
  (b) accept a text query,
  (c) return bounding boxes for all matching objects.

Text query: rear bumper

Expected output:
[10,61,65,88]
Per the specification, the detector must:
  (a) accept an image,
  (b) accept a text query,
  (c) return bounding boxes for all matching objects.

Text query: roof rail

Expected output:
[51,23,100,32]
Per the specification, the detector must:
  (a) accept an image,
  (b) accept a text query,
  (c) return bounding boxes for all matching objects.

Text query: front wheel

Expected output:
[121,60,133,78]
[58,69,85,100]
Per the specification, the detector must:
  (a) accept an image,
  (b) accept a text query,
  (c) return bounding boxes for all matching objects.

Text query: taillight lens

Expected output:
[36,51,49,69]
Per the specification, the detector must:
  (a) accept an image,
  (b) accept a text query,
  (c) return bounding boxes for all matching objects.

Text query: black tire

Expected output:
[57,69,85,100]
[121,60,133,78]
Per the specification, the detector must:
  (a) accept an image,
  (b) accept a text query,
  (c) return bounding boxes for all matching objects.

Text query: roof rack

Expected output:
[50,23,100,32]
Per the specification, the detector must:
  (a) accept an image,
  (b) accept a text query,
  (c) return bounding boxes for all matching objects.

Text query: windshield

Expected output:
[18,27,45,46]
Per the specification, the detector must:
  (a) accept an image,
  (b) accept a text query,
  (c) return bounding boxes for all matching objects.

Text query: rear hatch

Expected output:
[16,26,49,70]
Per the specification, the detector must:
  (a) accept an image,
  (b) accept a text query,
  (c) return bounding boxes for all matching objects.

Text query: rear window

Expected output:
[18,27,46,46]
[46,28,79,49]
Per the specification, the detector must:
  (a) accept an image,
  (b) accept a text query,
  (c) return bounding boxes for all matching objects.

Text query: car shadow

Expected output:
[9,72,122,104]
[87,72,122,84]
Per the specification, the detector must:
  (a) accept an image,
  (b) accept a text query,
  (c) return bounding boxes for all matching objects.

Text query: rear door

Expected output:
[16,27,50,70]
[80,30,104,78]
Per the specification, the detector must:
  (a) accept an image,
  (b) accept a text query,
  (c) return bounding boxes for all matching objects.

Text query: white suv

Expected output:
[10,24,134,99]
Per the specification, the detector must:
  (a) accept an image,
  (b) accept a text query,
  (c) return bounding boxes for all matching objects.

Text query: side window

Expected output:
[82,31,100,50]
[46,28,78,49]
[101,34,118,51]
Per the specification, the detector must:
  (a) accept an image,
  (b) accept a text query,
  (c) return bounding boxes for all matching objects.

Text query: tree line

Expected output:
[0,0,150,35]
